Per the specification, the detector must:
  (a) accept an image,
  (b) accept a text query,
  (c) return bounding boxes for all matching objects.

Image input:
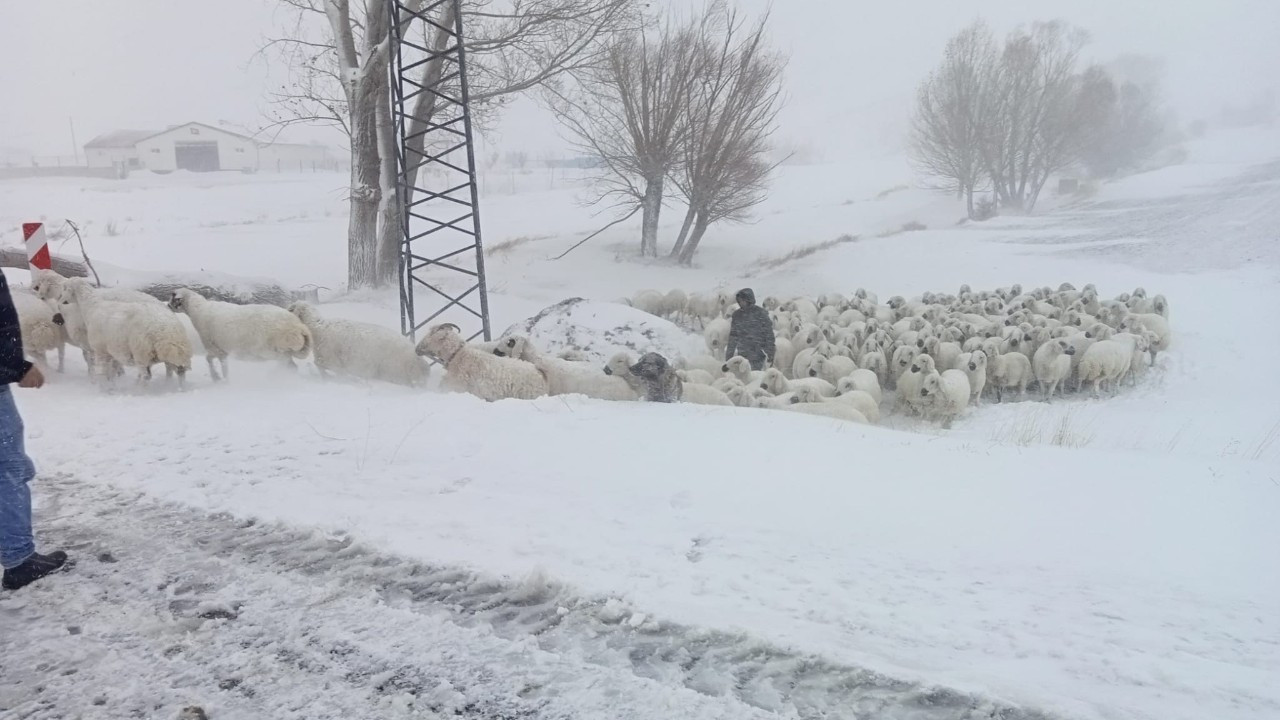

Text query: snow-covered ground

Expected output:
[2,126,1279,720]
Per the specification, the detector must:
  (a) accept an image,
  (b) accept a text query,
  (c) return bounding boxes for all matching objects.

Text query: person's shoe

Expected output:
[2,551,69,591]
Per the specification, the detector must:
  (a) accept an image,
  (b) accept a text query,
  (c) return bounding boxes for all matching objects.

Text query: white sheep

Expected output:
[896,352,936,416]
[684,293,719,326]
[920,369,970,428]
[804,353,857,387]
[834,368,883,404]
[168,288,311,381]
[35,272,168,373]
[987,348,1033,402]
[771,337,797,378]
[1032,337,1075,400]
[12,290,65,372]
[783,401,867,424]
[888,345,919,389]
[799,384,879,423]
[417,324,548,401]
[677,368,715,385]
[759,367,837,397]
[859,349,889,388]
[678,354,726,377]
[1077,333,1139,397]
[497,335,635,401]
[1117,314,1171,362]
[680,383,735,406]
[703,317,731,358]
[955,350,987,405]
[61,283,192,386]
[287,302,429,387]
[722,355,765,385]
[628,289,666,316]
[924,337,963,372]
[662,289,688,320]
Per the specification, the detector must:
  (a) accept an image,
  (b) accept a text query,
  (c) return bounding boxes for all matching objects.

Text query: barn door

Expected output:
[174,142,220,172]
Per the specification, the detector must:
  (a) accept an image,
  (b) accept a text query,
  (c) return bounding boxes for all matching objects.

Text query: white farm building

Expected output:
[83,122,339,174]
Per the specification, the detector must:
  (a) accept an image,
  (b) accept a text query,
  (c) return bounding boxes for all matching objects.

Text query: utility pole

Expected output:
[69,118,80,165]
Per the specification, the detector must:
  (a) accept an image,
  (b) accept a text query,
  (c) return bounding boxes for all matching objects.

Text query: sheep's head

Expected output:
[416,323,463,361]
[910,354,935,375]
[1059,340,1075,355]
[168,289,195,313]
[287,301,318,324]
[920,372,943,397]
[967,350,986,371]
[603,352,633,377]
[807,355,826,377]
[492,335,526,359]
[724,356,751,377]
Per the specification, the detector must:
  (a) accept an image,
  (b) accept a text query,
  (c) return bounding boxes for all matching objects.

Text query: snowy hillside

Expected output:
[1,126,1278,720]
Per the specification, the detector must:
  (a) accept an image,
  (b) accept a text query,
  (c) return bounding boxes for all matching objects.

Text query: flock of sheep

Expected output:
[17,270,429,388]
[621,284,1171,426]
[12,270,1171,432]
[412,282,1172,429]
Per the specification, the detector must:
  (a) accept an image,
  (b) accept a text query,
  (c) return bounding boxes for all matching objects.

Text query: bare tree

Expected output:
[1076,64,1168,178]
[910,21,996,219]
[979,21,1090,213]
[546,11,707,257]
[668,9,784,266]
[268,0,634,289]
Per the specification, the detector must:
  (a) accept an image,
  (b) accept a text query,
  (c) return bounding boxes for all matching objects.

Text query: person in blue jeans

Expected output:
[0,271,67,591]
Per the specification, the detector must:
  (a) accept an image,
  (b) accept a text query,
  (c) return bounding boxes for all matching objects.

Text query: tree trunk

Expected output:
[676,212,709,266]
[374,78,401,288]
[965,185,975,219]
[639,176,664,257]
[669,204,696,258]
[347,94,382,289]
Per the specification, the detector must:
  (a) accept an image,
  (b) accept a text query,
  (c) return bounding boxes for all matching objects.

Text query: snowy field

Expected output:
[1,126,1279,720]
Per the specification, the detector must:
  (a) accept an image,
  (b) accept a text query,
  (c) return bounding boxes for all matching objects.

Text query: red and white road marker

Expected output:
[22,223,51,271]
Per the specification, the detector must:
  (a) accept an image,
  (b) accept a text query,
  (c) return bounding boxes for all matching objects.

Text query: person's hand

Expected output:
[18,366,44,389]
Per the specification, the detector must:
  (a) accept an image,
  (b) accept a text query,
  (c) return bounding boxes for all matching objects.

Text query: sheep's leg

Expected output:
[56,343,65,373]
[165,364,174,379]
[207,354,223,382]
[220,356,230,380]
[176,366,187,390]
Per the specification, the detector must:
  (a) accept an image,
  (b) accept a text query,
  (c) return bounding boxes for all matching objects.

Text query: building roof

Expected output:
[84,122,259,151]
[144,122,256,143]
[83,129,156,149]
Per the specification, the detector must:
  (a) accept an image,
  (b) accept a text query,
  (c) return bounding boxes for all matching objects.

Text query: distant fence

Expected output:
[0,166,123,180]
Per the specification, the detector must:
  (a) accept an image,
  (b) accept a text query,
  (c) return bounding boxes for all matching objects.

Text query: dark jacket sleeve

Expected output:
[724,311,741,360]
[0,273,33,385]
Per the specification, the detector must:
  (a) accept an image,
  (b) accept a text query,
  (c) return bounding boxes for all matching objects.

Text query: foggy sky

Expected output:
[3,0,1276,160]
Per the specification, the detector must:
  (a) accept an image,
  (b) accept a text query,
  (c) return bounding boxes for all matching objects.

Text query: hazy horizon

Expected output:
[3,0,1276,162]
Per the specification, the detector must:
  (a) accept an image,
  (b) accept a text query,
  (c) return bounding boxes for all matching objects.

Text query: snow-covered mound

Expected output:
[498,297,705,364]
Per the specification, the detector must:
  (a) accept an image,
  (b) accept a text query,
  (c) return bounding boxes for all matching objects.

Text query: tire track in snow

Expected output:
[3,474,1059,720]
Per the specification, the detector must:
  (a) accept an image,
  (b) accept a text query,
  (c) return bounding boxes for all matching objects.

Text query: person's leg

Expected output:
[0,386,35,570]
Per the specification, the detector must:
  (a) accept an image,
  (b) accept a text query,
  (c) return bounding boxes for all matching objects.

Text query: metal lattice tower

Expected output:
[388,0,490,342]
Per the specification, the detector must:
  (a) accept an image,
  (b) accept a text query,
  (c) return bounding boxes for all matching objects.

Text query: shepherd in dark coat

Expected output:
[724,288,775,371]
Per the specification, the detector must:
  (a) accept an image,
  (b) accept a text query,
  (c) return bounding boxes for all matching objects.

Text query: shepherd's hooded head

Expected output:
[736,288,756,306]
